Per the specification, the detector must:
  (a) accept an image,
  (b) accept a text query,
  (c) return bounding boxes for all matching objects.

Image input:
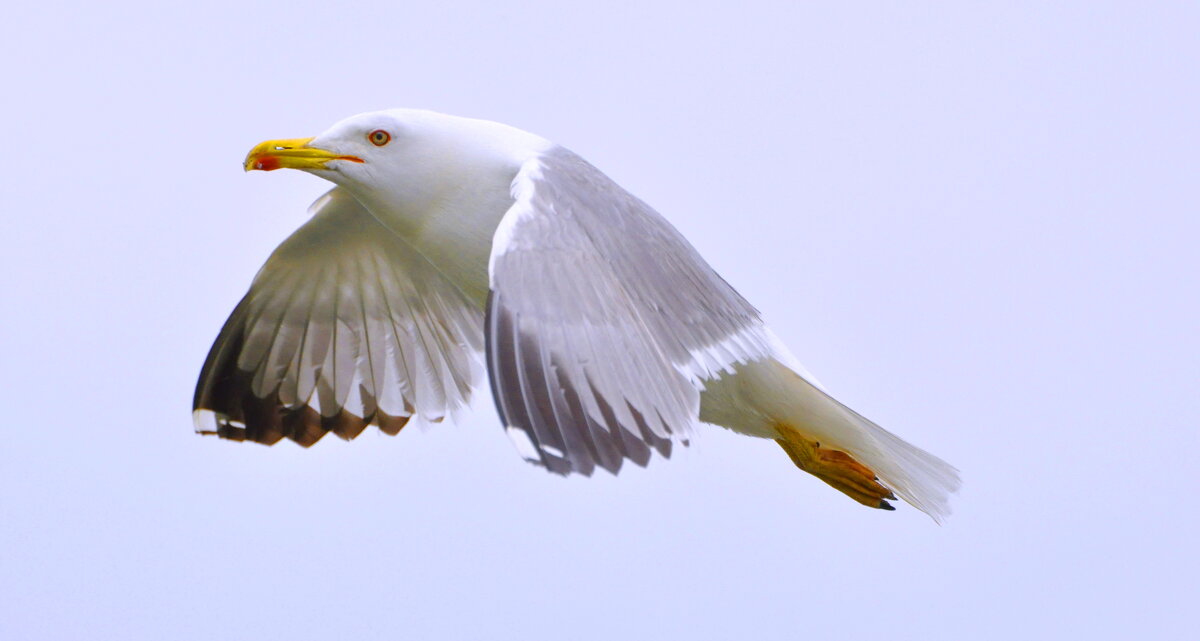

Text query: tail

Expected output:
[770,364,961,522]
[700,358,961,522]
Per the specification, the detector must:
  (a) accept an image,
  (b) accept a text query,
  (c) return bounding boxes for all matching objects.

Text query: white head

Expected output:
[244,109,552,221]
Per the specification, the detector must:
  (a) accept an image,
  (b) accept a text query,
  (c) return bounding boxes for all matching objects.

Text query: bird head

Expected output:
[244,109,551,218]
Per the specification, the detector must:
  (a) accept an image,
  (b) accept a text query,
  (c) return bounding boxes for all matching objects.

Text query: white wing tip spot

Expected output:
[192,409,219,434]
[505,425,542,461]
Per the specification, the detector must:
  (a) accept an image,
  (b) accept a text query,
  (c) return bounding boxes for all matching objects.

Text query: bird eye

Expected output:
[368,130,391,146]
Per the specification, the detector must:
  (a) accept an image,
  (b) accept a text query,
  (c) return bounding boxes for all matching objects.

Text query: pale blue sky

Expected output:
[2,2,1196,639]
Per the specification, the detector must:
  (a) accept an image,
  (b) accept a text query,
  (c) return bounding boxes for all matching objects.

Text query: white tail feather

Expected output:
[821,394,961,522]
[699,358,961,522]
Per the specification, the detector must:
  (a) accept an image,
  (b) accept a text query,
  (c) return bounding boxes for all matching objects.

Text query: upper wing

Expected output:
[486,147,776,476]
[194,188,484,446]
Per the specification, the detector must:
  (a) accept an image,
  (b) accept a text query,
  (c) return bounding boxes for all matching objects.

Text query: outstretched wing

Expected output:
[486,147,775,476]
[194,188,483,446]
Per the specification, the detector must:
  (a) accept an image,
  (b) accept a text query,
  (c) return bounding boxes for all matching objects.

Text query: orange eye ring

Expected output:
[368,129,391,146]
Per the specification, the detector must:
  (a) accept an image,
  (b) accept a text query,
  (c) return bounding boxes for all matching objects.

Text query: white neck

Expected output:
[341,111,553,305]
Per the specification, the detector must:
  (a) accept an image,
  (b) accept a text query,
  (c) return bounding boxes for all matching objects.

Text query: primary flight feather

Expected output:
[194,109,960,520]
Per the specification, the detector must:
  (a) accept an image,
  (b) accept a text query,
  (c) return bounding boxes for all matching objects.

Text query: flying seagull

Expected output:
[194,109,960,520]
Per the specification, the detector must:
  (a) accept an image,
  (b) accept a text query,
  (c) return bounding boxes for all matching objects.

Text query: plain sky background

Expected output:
[2,2,1196,639]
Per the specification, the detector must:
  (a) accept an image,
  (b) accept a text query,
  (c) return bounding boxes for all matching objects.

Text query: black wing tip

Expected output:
[192,406,410,447]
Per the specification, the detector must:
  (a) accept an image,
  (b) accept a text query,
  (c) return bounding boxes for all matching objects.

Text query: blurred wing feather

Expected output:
[194,188,483,446]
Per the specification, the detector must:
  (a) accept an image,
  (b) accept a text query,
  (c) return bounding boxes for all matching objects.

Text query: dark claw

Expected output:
[878,499,896,511]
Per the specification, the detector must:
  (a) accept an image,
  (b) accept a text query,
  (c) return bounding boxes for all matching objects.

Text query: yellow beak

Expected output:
[243,137,363,172]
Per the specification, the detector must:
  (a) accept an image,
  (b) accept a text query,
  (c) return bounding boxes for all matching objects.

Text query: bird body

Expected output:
[196,109,960,520]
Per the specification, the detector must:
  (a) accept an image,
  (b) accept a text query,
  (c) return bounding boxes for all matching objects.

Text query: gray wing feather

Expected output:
[486,147,770,475]
[194,188,483,446]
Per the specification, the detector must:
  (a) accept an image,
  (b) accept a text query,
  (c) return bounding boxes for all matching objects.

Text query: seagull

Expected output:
[194,109,960,520]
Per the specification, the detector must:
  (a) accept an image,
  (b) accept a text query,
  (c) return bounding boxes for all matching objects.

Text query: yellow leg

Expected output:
[774,423,897,510]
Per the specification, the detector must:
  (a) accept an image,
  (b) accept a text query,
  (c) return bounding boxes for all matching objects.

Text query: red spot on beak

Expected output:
[255,156,282,171]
